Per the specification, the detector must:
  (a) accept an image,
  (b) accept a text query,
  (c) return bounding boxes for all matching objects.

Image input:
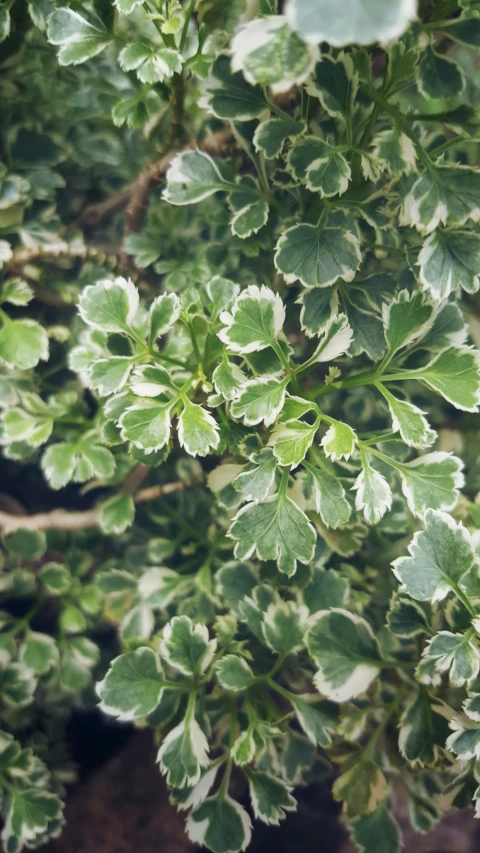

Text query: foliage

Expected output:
[1,1,480,852]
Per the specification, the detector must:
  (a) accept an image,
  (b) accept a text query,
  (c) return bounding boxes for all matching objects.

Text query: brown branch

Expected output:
[123,128,234,238]
[0,479,195,534]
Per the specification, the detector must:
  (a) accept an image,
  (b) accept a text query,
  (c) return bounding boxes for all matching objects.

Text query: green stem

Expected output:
[364,684,406,759]
[186,320,203,369]
[428,136,470,159]
[267,101,294,121]
[4,598,44,639]
[360,83,435,175]
[278,466,290,499]
[270,340,302,395]
[219,699,237,798]
[0,308,11,325]
[179,0,197,52]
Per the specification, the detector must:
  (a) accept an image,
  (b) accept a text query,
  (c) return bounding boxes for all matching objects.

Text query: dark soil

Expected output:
[37,709,480,853]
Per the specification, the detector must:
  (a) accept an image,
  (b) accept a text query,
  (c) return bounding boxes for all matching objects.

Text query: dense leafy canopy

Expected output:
[1,1,480,852]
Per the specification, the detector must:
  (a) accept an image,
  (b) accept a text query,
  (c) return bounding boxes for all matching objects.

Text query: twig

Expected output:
[122,128,233,238]
[0,479,197,533]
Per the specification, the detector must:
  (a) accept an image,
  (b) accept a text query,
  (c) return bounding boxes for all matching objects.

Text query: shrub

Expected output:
[1,1,480,851]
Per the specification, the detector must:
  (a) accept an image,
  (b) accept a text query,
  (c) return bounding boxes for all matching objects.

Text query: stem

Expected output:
[186,319,202,369]
[219,699,237,797]
[364,684,406,758]
[270,340,301,395]
[360,83,435,175]
[179,0,197,52]
[278,466,290,499]
[4,598,44,639]
[428,136,470,159]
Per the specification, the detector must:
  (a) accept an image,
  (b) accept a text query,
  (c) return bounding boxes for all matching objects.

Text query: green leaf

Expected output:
[20,632,59,675]
[230,197,269,239]
[178,400,220,457]
[47,7,110,65]
[298,285,338,338]
[41,442,76,489]
[420,631,480,687]
[0,4,10,41]
[118,41,151,70]
[392,508,474,602]
[372,127,416,176]
[0,278,33,306]
[130,365,174,398]
[1,663,36,707]
[353,462,392,524]
[4,528,46,559]
[229,492,316,576]
[231,378,287,427]
[402,166,480,234]
[302,566,349,612]
[350,805,401,853]
[302,464,352,528]
[114,0,143,14]
[148,292,181,344]
[138,567,183,608]
[215,561,258,614]
[398,691,450,765]
[78,277,139,333]
[186,793,252,853]
[275,224,361,288]
[164,150,228,205]
[213,359,246,401]
[416,346,480,412]
[305,147,351,198]
[321,421,357,461]
[287,0,415,46]
[333,756,387,818]
[0,319,49,369]
[40,562,71,595]
[397,451,463,517]
[99,493,135,534]
[253,118,305,159]
[216,654,255,691]
[418,229,480,299]
[136,49,183,83]
[160,616,216,676]
[231,16,318,94]
[306,609,381,702]
[218,284,284,353]
[386,593,430,638]
[416,45,465,100]
[287,135,329,181]
[158,713,210,788]
[97,647,165,720]
[202,53,268,120]
[281,733,316,784]
[90,357,135,396]
[119,402,172,452]
[3,788,63,850]
[233,448,277,502]
[376,385,435,448]
[383,290,433,355]
[232,729,256,766]
[447,725,480,761]
[246,770,296,825]
[305,54,358,118]
[289,694,338,746]
[268,420,318,467]
[262,600,308,654]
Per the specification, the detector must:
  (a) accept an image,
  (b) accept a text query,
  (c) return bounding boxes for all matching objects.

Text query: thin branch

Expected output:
[0,479,196,534]
[122,128,233,239]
